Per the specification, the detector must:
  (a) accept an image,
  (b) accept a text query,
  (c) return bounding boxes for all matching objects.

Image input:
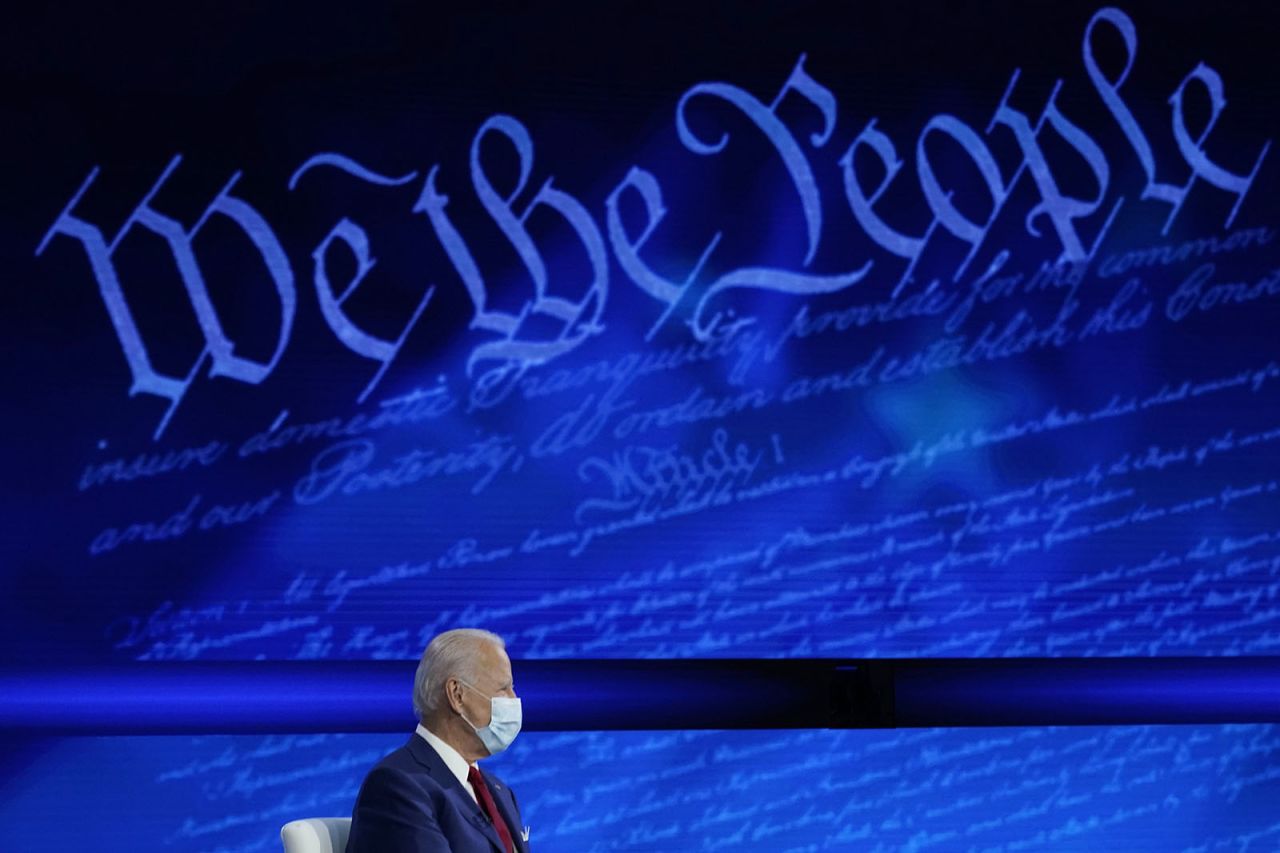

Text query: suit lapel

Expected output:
[478,766,525,852]
[405,736,510,853]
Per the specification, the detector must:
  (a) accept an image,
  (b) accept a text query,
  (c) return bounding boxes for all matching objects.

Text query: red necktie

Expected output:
[468,764,516,853]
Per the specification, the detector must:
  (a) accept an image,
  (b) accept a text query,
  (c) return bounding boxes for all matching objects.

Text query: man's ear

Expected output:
[445,677,465,714]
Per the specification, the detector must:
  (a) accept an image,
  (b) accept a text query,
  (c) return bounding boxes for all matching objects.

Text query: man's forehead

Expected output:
[476,640,512,680]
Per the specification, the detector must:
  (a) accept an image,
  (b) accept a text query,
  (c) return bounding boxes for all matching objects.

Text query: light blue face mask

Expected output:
[459,680,523,755]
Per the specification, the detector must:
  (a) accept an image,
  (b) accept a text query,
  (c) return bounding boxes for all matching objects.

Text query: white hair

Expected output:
[413,628,506,719]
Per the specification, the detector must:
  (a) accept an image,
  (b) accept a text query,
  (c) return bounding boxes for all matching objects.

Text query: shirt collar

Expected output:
[415,722,474,790]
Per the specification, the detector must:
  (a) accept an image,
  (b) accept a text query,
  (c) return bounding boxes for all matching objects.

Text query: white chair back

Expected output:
[280,817,351,853]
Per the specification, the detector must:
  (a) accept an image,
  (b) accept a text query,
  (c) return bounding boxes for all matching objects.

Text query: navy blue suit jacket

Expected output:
[346,735,528,853]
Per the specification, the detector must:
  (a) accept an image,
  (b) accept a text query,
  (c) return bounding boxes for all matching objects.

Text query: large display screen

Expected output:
[3,1,1279,849]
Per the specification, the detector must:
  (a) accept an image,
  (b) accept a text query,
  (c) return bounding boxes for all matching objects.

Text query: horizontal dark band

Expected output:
[2,658,1279,734]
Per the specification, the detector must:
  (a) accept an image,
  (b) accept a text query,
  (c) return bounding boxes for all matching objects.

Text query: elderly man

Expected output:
[346,628,528,852]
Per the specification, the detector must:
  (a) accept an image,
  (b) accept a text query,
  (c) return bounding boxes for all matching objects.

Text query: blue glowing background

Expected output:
[3,1,1280,849]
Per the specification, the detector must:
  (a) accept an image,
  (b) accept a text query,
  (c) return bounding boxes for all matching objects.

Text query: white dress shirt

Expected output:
[416,723,479,803]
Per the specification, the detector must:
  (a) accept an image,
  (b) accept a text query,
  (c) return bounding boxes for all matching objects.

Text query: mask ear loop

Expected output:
[454,679,486,732]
